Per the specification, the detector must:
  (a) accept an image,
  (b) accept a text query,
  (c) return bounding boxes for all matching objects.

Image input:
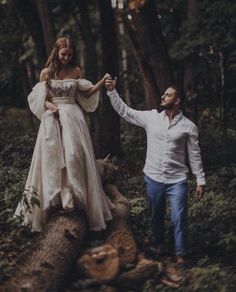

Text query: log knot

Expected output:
[64,228,79,241]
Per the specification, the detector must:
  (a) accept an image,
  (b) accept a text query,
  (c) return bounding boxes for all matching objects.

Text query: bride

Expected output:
[15,37,113,232]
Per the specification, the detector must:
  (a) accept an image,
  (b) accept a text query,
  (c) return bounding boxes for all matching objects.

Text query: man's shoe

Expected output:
[145,246,164,260]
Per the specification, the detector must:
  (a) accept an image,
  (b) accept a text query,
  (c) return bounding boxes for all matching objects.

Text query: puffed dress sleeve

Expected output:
[28,82,47,120]
[76,79,99,112]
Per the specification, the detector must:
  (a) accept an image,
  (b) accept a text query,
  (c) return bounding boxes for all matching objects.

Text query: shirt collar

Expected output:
[163,110,183,124]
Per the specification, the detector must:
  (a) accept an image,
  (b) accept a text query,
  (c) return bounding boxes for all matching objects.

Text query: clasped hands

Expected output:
[104,74,117,91]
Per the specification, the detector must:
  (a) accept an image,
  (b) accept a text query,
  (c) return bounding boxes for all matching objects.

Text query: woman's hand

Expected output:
[45,101,59,118]
[105,76,117,91]
[102,73,111,84]
[80,73,112,99]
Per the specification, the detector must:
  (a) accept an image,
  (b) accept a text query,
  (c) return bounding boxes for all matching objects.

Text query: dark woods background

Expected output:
[0,0,236,290]
[1,0,235,157]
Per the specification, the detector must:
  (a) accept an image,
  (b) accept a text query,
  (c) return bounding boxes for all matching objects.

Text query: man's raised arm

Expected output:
[105,77,148,128]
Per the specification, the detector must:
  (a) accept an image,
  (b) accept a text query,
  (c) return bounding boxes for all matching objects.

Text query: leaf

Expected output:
[30,196,40,208]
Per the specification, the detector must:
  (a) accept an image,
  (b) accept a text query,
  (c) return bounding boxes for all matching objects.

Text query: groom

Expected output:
[105,77,206,265]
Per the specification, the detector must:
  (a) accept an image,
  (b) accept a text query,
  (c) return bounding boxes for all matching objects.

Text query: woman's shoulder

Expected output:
[73,66,84,79]
[39,68,49,82]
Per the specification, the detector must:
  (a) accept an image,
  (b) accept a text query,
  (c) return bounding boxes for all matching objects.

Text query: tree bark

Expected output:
[78,244,119,281]
[97,0,121,157]
[126,0,174,109]
[1,158,132,291]
[35,0,56,57]
[1,212,88,292]
[13,0,47,69]
[77,0,101,156]
[125,16,160,109]
[219,49,228,139]
[77,184,137,283]
[113,257,161,288]
[104,184,137,267]
[183,0,199,123]
[77,0,98,81]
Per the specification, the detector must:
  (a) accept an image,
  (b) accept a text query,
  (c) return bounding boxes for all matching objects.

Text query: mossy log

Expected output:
[1,212,88,292]
[104,184,137,267]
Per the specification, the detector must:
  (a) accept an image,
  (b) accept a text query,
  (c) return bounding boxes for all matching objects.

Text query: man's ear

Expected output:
[174,97,181,105]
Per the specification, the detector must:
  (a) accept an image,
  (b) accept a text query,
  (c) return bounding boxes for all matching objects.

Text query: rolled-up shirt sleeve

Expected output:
[187,125,206,185]
[107,89,148,128]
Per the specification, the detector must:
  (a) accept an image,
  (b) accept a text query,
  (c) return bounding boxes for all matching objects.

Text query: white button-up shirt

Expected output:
[107,89,206,185]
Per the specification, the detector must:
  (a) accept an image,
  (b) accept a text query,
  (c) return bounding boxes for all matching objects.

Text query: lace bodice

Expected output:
[50,79,77,97]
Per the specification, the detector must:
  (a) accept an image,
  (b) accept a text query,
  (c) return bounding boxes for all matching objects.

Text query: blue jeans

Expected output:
[144,175,188,255]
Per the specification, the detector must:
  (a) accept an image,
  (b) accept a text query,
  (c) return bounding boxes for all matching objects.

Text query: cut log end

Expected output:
[78,244,119,282]
[106,230,137,266]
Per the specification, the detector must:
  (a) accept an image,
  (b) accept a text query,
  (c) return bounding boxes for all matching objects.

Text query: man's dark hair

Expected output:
[168,85,185,106]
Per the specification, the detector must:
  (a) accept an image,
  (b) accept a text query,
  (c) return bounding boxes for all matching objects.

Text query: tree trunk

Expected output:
[126,0,174,109]
[13,0,47,69]
[97,0,121,157]
[77,0,101,156]
[125,16,160,109]
[35,0,56,57]
[117,9,131,106]
[219,49,228,139]
[77,0,98,81]
[183,0,199,123]
[1,212,88,292]
[21,61,36,130]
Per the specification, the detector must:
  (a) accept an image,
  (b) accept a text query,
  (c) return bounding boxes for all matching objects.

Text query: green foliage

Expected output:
[186,265,229,292]
[0,1,31,105]
[1,105,235,289]
[0,109,38,282]
[158,0,236,111]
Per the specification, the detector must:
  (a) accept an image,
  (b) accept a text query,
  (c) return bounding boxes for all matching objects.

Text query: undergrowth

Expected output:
[0,108,236,291]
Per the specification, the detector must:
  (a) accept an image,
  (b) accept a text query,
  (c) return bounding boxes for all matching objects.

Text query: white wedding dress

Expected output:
[14,79,113,232]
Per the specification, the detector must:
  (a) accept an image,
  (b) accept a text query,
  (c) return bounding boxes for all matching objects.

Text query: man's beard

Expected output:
[159,102,174,110]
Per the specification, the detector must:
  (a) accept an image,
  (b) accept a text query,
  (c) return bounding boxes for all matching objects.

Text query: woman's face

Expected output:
[58,47,73,66]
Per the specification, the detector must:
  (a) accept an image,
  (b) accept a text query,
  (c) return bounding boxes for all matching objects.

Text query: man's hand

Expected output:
[196,185,205,200]
[102,73,111,83]
[105,76,117,91]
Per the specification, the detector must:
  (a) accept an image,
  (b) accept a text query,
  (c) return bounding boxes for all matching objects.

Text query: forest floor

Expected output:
[0,108,236,291]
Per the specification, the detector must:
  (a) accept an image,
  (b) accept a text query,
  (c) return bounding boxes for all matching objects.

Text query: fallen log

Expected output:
[96,155,118,184]
[78,184,137,281]
[0,161,125,291]
[113,257,183,289]
[113,256,162,288]
[78,244,119,282]
[1,211,88,291]
[104,184,137,267]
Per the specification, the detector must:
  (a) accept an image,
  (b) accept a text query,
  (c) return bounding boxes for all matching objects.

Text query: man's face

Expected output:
[160,87,178,110]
